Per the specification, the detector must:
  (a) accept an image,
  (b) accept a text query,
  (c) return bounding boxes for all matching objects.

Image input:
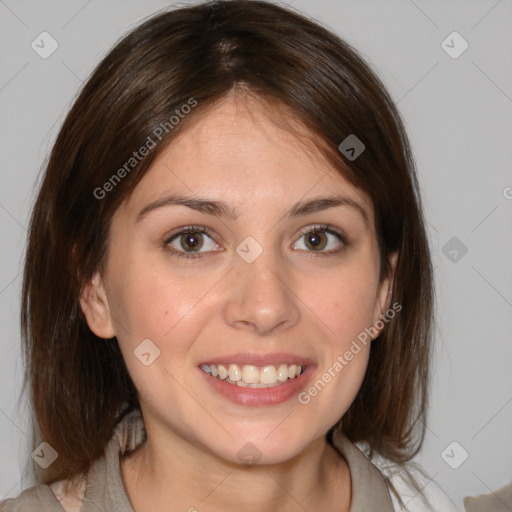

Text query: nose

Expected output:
[222,245,301,336]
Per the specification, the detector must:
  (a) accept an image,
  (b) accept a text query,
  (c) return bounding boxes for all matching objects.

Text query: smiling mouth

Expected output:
[200,363,307,388]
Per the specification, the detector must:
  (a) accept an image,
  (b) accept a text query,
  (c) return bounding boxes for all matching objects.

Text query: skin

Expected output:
[80,91,397,512]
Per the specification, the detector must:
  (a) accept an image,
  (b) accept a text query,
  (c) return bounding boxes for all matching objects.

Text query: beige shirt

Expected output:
[1,408,395,511]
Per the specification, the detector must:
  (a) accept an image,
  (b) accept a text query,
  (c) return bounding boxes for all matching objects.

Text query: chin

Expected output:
[202,427,318,467]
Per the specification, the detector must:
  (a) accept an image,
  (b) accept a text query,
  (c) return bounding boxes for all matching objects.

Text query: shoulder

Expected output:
[48,477,85,512]
[0,484,64,511]
[365,450,461,512]
[1,474,86,512]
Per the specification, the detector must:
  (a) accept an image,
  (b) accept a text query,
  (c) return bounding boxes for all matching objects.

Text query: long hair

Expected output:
[20,0,433,493]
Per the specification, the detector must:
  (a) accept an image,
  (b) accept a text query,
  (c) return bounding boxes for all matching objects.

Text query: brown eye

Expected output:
[292,225,347,255]
[164,226,221,259]
[304,230,327,251]
[179,232,204,252]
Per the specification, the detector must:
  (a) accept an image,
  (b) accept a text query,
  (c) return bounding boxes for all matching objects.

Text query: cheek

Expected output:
[297,261,378,410]
[109,256,199,337]
[107,256,219,379]
[304,264,380,346]
[108,266,208,412]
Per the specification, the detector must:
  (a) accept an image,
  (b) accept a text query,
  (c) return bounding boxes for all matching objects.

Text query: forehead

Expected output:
[118,93,374,221]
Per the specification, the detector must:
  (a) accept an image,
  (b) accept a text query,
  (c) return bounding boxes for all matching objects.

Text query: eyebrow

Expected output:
[135,193,369,226]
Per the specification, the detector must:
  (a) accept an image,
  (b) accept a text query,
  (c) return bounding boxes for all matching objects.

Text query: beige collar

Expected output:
[330,430,395,510]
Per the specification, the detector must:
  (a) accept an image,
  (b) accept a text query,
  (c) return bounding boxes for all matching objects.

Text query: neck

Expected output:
[120,416,351,512]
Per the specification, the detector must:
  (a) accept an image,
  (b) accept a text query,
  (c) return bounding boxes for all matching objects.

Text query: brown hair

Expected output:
[21,0,433,495]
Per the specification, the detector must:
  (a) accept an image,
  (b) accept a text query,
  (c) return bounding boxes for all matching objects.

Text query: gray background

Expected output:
[1,0,511,510]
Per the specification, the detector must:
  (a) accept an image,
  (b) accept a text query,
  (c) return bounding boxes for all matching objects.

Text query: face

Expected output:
[80,93,396,465]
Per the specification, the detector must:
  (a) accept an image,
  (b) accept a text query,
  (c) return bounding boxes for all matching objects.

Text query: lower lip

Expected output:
[198,366,315,406]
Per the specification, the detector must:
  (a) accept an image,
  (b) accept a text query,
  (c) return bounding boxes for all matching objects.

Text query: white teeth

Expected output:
[228,364,241,381]
[277,363,289,382]
[218,364,228,379]
[201,363,306,387]
[260,365,278,384]
[241,365,260,384]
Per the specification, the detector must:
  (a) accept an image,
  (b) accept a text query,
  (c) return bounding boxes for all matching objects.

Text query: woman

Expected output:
[1,1,459,510]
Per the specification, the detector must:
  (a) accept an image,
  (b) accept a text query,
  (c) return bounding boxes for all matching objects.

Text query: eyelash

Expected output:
[163,224,348,260]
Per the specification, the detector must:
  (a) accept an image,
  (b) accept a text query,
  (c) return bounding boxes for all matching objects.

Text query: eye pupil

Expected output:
[182,232,203,251]
[306,231,326,250]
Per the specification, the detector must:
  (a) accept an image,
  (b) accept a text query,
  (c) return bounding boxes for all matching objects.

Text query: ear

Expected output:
[371,250,399,338]
[79,271,116,339]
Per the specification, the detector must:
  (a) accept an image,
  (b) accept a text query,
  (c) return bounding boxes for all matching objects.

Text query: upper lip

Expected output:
[199,352,315,367]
